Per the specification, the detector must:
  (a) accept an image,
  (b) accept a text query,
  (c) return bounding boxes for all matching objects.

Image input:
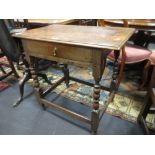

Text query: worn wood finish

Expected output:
[91,49,110,133]
[14,25,135,50]
[14,24,134,133]
[21,39,93,67]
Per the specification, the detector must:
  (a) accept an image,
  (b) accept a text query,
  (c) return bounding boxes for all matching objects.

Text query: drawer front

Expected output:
[22,39,93,64]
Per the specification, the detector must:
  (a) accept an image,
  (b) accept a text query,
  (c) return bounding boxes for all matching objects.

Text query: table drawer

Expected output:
[22,39,93,63]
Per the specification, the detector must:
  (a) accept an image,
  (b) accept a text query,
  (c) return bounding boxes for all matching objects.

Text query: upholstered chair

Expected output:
[98,19,152,88]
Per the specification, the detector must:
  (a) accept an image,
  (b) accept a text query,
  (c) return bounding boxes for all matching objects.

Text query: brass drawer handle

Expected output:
[53,47,57,56]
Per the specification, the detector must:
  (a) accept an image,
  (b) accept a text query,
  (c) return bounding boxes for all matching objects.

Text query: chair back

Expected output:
[0,20,20,62]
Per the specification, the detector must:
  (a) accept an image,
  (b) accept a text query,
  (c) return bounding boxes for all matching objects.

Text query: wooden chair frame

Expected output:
[98,19,151,89]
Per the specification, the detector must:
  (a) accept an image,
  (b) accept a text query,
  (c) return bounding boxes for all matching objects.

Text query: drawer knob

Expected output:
[53,47,57,56]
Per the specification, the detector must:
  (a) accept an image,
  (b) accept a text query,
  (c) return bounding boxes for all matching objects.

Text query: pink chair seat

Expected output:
[108,44,152,64]
[149,53,155,65]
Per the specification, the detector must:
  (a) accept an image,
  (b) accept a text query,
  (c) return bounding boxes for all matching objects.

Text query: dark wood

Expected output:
[41,77,65,97]
[13,24,134,133]
[41,98,91,124]
[29,57,43,106]
[117,46,126,88]
[69,76,110,92]
[103,19,155,31]
[13,25,135,50]
[13,54,52,107]
[91,49,110,133]
[13,21,80,107]
[14,19,80,29]
[61,64,69,87]
[110,50,120,92]
[14,19,97,29]
[138,66,155,134]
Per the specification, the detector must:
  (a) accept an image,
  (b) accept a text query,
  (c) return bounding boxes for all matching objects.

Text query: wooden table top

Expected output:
[13,24,135,50]
[103,19,155,30]
[16,19,78,25]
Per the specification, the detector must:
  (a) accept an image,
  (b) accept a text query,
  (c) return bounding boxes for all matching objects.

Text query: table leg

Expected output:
[13,54,52,107]
[13,72,30,107]
[13,54,31,107]
[91,83,100,133]
[110,50,120,93]
[30,57,44,109]
[91,49,109,133]
[61,64,69,87]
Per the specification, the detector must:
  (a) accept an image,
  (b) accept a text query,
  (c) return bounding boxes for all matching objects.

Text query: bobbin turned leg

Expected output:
[91,83,100,133]
[91,49,109,133]
[110,50,120,93]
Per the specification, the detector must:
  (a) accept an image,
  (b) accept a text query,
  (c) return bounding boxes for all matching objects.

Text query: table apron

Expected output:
[22,39,111,67]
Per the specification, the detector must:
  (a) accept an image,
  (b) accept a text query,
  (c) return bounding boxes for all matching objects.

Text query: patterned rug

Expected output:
[35,61,155,130]
[2,59,155,130]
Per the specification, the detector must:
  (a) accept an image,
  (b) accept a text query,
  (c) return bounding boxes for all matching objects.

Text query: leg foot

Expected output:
[91,110,99,134]
[13,98,23,107]
[13,72,30,107]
